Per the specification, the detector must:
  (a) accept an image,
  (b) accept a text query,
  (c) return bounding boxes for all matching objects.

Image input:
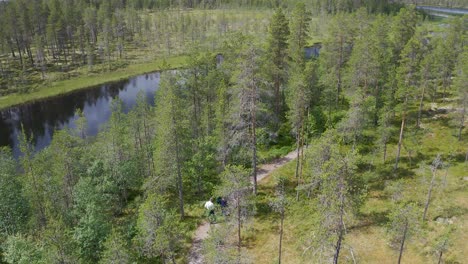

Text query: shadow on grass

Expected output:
[453,152,467,162]
[398,152,428,169]
[354,210,390,230]
[367,166,416,191]
[254,189,277,221]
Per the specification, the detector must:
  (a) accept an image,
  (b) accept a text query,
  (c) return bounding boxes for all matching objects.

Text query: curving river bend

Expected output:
[0,72,161,158]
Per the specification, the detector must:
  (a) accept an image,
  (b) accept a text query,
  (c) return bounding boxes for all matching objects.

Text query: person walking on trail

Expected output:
[220,197,228,216]
[204,198,215,223]
[216,197,228,216]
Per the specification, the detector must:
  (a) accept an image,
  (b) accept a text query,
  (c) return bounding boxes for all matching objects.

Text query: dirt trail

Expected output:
[187,149,299,264]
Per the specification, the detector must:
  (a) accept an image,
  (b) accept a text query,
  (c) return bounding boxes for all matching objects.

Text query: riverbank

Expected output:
[0,55,188,110]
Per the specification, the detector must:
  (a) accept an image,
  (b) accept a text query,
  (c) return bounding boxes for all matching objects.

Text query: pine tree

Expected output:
[389,6,418,64]
[265,8,290,128]
[269,176,289,264]
[394,30,424,171]
[232,44,262,194]
[303,130,363,263]
[288,2,311,69]
[387,203,420,264]
[453,48,468,141]
[216,165,255,261]
[320,13,354,108]
[153,72,189,217]
[287,3,312,198]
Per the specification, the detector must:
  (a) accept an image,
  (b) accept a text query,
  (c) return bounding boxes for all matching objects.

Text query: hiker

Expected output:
[216,196,228,216]
[204,198,215,222]
[220,197,228,216]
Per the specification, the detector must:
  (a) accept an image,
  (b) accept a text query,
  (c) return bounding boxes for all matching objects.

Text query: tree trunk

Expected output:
[27,162,47,228]
[295,132,301,201]
[394,112,406,172]
[26,45,34,66]
[423,162,438,221]
[333,180,345,264]
[442,75,449,99]
[252,101,258,195]
[15,37,24,69]
[437,240,446,264]
[172,112,185,218]
[398,219,408,264]
[278,209,284,264]
[296,120,306,201]
[274,75,281,128]
[383,141,387,163]
[394,115,405,171]
[336,35,344,107]
[237,196,241,259]
[417,83,426,128]
[458,93,466,141]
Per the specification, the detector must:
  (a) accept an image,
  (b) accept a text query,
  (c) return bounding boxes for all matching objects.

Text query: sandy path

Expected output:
[187,149,299,264]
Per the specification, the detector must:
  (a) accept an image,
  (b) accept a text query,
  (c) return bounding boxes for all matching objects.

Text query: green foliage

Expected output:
[100,229,132,264]
[153,71,191,216]
[390,6,419,62]
[185,137,219,196]
[386,202,421,249]
[41,218,78,264]
[0,147,29,236]
[1,4,467,264]
[301,130,365,260]
[2,235,44,264]
[289,3,311,69]
[452,46,468,140]
[264,7,290,128]
[72,166,112,263]
[135,193,185,262]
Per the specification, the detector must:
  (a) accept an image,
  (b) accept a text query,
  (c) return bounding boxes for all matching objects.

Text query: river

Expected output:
[416,6,468,17]
[0,72,161,158]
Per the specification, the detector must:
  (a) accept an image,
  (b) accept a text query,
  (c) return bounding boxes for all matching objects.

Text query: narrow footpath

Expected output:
[187,149,299,264]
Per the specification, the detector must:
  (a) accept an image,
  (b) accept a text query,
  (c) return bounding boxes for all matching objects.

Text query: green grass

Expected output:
[245,96,468,263]
[0,55,188,110]
[258,145,295,164]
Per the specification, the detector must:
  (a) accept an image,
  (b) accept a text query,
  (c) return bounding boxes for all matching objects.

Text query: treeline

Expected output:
[0,0,272,95]
[0,3,467,264]
[407,0,468,8]
[0,0,433,96]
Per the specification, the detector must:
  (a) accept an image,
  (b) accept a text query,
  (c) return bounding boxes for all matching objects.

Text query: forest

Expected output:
[0,0,467,263]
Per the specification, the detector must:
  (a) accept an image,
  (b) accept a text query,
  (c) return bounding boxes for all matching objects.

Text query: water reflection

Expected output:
[0,72,160,157]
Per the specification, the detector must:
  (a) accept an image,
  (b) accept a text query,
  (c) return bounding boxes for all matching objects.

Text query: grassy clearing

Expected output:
[0,55,188,110]
[245,96,468,263]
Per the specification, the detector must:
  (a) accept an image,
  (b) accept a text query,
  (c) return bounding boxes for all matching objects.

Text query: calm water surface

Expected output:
[0,72,161,157]
[417,6,468,16]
